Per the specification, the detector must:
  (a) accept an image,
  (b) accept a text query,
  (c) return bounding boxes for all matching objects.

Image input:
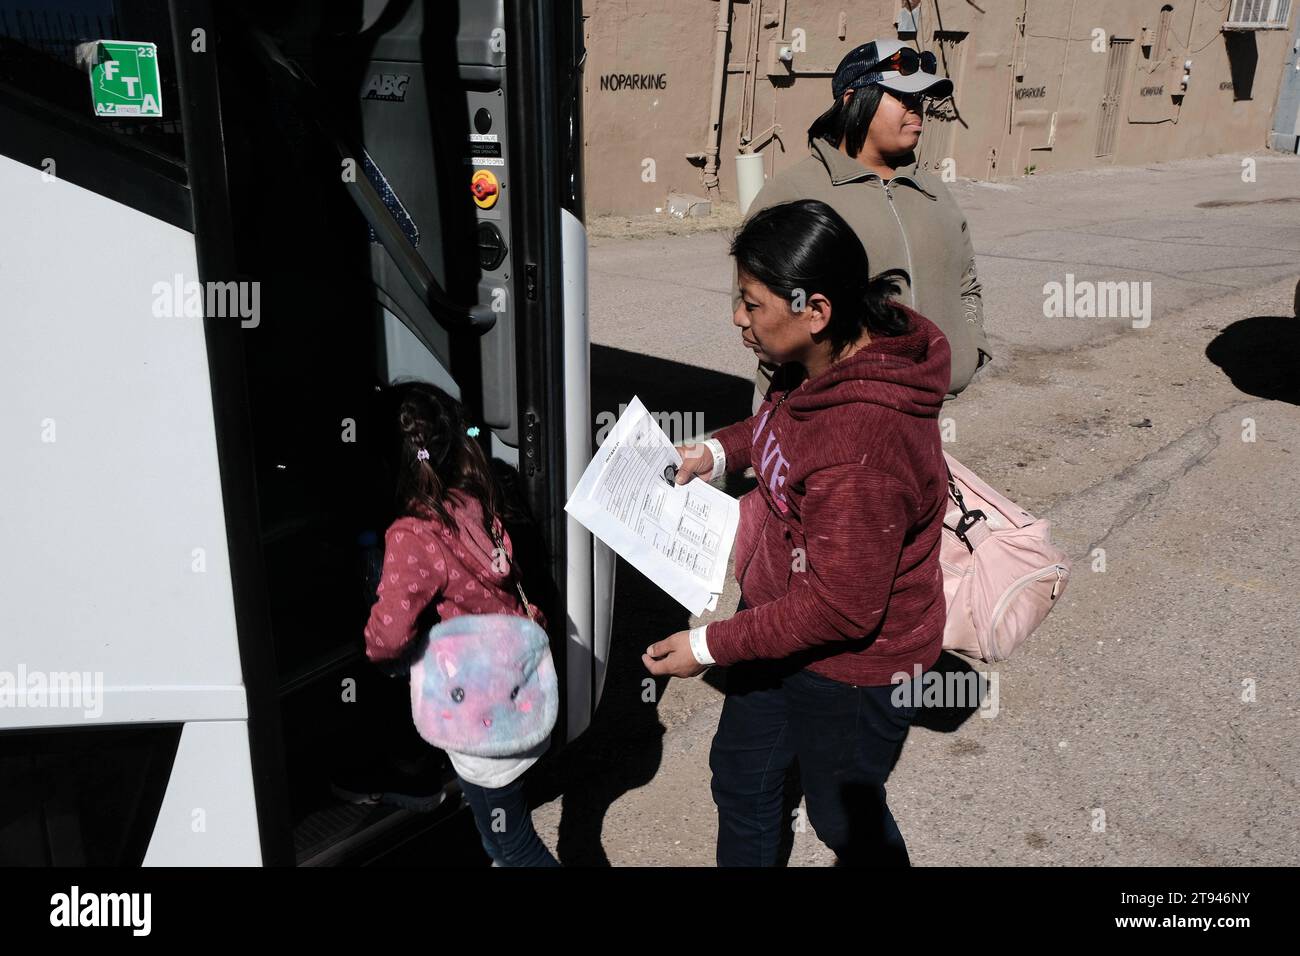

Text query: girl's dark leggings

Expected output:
[458,772,560,867]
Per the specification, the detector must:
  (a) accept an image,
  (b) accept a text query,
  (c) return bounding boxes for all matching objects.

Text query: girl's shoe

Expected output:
[330,756,456,813]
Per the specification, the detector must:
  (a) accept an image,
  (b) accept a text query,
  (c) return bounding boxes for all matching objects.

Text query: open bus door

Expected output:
[0,0,613,867]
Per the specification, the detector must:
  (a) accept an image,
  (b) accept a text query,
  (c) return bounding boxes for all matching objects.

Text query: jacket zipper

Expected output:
[883,181,917,310]
[738,390,795,596]
[737,508,767,594]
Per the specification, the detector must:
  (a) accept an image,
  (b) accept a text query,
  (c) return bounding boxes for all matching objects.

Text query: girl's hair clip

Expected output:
[416,448,430,462]
[466,426,480,438]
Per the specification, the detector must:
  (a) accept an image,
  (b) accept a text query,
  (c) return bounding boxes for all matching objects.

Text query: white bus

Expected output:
[0,0,613,865]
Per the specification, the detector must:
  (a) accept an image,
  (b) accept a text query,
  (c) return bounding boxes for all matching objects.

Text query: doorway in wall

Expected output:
[1096,37,1134,157]
[1270,9,1300,151]
[916,31,968,173]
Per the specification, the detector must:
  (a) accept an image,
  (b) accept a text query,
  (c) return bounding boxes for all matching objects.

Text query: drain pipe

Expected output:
[701,0,733,195]
[1030,0,1077,151]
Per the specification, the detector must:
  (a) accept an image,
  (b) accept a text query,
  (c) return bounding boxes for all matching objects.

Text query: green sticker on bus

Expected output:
[88,41,163,118]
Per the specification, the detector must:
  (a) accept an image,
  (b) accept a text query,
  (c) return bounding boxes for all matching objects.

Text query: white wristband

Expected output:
[688,625,715,666]
[701,438,726,482]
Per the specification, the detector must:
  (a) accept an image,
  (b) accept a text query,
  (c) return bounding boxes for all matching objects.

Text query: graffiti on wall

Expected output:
[599,73,668,91]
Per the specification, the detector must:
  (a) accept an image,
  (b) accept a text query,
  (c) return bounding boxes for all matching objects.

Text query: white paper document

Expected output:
[564,397,739,615]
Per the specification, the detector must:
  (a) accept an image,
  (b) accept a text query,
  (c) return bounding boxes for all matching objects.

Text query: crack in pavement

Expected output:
[996,226,1300,257]
[975,251,1247,291]
[1043,401,1262,559]
[1223,719,1300,795]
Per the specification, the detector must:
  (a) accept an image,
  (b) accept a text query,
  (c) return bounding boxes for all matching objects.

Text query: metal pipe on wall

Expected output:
[702,0,733,194]
[741,0,762,147]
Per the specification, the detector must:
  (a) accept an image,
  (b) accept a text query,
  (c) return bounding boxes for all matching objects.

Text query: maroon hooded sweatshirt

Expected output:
[705,305,951,686]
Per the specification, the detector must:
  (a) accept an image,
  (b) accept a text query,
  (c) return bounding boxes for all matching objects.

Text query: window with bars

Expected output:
[1224,0,1293,29]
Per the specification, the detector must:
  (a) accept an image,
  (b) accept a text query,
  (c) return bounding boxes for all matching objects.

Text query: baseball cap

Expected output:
[831,38,953,100]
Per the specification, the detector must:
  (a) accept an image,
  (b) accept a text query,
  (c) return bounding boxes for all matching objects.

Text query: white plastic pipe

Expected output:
[735,152,766,214]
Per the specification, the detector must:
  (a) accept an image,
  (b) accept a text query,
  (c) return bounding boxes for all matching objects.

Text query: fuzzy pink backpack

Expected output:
[939,453,1070,662]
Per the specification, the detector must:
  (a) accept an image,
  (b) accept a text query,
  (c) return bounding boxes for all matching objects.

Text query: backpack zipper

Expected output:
[987,566,1067,660]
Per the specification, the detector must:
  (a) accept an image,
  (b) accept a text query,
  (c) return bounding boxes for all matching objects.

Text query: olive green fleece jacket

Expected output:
[737,137,993,406]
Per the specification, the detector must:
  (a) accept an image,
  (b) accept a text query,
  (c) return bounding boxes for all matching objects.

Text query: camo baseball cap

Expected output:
[831,38,953,100]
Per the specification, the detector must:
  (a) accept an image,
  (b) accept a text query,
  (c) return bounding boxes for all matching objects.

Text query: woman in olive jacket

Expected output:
[741,38,992,409]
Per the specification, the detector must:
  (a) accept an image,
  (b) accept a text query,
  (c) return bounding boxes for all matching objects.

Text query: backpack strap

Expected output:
[946,467,992,552]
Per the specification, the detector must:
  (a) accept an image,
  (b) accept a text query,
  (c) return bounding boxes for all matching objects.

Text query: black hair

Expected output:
[378,381,526,536]
[806,84,886,157]
[730,199,911,355]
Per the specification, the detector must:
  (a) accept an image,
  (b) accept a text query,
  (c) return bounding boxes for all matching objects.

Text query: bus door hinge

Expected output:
[523,410,542,477]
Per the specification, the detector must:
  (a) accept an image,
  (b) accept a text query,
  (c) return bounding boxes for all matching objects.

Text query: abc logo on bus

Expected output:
[361,73,410,102]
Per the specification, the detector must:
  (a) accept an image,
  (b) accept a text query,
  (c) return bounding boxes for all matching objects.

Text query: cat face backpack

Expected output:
[410,613,558,757]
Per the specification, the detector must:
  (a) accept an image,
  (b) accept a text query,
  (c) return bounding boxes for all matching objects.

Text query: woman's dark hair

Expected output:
[381,381,524,536]
[731,199,911,355]
[807,85,886,157]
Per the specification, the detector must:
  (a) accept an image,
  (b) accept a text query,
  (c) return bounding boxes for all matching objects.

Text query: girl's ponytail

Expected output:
[386,382,526,537]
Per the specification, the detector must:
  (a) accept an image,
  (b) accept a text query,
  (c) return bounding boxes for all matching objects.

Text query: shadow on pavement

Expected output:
[524,347,756,865]
[589,343,755,435]
[1205,279,1300,406]
[911,651,997,732]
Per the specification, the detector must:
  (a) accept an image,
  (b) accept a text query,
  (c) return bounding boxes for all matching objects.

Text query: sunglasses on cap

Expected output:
[865,47,938,77]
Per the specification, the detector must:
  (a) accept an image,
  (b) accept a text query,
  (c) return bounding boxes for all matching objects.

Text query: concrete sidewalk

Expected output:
[529,151,1300,866]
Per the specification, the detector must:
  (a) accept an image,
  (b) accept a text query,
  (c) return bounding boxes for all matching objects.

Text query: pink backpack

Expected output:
[939,453,1070,662]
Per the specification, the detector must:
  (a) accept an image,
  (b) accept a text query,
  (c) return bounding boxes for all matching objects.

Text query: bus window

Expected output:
[0,0,185,161]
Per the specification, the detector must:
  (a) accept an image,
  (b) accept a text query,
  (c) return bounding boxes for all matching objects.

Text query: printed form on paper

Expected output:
[564,397,739,615]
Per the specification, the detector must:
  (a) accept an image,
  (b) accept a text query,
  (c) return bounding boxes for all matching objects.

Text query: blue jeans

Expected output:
[709,604,923,866]
[458,773,560,867]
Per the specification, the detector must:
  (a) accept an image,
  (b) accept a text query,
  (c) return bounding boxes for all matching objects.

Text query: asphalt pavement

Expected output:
[524,150,1300,866]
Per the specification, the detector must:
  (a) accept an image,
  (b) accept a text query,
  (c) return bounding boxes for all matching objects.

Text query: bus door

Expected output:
[214,0,609,864]
[0,0,610,868]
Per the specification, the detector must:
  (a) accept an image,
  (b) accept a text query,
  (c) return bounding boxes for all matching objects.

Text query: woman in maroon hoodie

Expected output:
[644,199,951,866]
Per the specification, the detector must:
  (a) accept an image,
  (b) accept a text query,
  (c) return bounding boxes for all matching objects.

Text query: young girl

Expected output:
[646,199,950,866]
[364,381,560,867]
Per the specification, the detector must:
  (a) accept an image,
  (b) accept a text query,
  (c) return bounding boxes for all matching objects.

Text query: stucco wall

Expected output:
[582,0,1297,215]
